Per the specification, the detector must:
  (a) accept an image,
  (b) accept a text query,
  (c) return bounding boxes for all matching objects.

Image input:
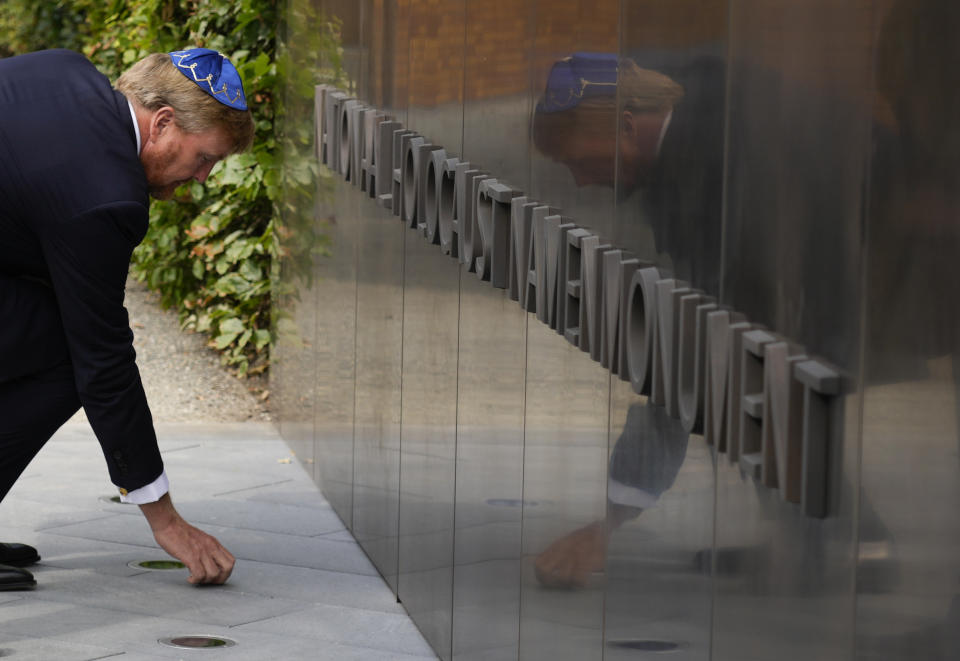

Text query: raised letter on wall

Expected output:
[738,329,778,480]
[375,121,402,208]
[438,158,460,257]
[424,150,455,245]
[625,266,661,397]
[459,168,492,271]
[654,278,691,416]
[600,251,640,375]
[677,295,717,433]
[545,216,575,332]
[509,198,538,305]
[795,358,841,518]
[761,342,808,502]
[702,309,746,452]
[476,180,523,288]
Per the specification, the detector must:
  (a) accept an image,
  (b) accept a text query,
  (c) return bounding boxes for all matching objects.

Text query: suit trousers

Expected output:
[0,275,81,503]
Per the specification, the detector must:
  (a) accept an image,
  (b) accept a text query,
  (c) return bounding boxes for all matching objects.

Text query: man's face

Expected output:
[545,110,668,194]
[556,131,618,188]
[141,109,233,200]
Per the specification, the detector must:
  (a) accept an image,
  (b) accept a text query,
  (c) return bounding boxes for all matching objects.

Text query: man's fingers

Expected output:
[213,548,236,584]
[188,539,235,585]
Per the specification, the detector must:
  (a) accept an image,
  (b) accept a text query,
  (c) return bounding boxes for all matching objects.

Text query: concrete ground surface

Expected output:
[0,423,438,660]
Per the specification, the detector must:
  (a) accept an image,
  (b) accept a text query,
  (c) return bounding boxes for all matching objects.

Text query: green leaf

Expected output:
[213,332,239,349]
[239,258,263,282]
[219,317,245,334]
[253,328,271,350]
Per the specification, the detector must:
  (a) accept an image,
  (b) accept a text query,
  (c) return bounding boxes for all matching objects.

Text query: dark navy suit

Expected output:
[0,49,162,498]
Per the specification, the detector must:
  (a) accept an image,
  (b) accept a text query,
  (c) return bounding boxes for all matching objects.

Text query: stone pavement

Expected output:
[0,422,437,660]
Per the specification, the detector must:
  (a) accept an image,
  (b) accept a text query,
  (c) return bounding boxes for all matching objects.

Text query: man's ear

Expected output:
[149,106,176,141]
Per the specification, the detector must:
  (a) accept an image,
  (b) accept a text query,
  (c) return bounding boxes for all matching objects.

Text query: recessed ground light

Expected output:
[607,640,680,652]
[485,498,539,508]
[128,560,187,571]
[159,635,236,649]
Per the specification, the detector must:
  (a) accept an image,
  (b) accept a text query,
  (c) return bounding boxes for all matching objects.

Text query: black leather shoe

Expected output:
[0,542,40,567]
[0,564,35,591]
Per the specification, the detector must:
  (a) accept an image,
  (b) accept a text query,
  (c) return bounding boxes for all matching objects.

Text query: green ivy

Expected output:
[0,0,344,376]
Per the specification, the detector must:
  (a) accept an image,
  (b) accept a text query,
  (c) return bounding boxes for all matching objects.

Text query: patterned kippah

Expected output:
[537,52,619,114]
[169,48,248,111]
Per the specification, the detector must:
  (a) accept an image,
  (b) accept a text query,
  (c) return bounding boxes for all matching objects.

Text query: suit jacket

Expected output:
[0,49,162,490]
[640,55,726,298]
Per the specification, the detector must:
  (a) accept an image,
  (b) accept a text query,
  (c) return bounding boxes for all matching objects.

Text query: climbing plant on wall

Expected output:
[0,0,345,376]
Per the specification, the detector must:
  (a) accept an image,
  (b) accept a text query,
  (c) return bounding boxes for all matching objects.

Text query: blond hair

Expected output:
[117,53,255,154]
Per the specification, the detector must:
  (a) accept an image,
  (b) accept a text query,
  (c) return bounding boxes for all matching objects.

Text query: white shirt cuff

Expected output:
[608,477,660,509]
[119,470,169,504]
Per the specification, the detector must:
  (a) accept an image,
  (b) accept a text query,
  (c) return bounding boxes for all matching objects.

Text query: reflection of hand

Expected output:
[534,521,608,589]
[139,494,235,585]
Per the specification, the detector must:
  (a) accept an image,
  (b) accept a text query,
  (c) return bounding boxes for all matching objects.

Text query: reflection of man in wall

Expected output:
[534,52,724,293]
[533,54,682,191]
[530,53,725,588]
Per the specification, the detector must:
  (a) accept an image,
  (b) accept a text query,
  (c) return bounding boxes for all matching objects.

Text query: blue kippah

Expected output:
[537,52,619,114]
[169,48,248,111]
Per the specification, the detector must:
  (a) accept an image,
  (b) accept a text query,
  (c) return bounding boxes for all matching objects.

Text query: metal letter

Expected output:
[600,251,640,375]
[795,358,841,518]
[677,295,717,433]
[525,206,556,317]
[509,198,538,304]
[738,329,778,480]
[761,342,808,503]
[338,99,358,180]
[563,228,590,347]
[459,169,492,271]
[703,309,746,451]
[314,85,334,164]
[625,267,661,396]
[654,279,691,416]
[476,180,522,288]
[582,237,615,361]
[375,121,402,208]
[545,216,575,329]
[438,158,460,257]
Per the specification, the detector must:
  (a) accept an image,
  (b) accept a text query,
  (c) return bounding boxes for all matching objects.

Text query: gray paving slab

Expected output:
[43,515,378,576]
[215,558,405,613]
[317,529,359,542]
[0,423,437,660]
[23,566,312,628]
[27,535,176,578]
[233,602,439,657]
[0,498,117,532]
[0,636,122,661]
[170,498,347,537]
[239,488,336,509]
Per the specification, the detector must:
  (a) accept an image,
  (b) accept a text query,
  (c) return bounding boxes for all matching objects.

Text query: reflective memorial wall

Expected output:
[274,1,960,659]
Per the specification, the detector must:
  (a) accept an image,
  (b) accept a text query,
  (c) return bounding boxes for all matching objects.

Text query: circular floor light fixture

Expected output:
[485,498,539,508]
[607,640,681,652]
[129,559,187,571]
[159,635,236,649]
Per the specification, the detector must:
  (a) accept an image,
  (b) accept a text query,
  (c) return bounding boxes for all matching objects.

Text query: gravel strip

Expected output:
[68,277,271,424]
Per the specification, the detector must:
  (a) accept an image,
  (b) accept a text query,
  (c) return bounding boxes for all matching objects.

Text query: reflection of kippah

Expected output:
[537,52,618,113]
[169,48,247,111]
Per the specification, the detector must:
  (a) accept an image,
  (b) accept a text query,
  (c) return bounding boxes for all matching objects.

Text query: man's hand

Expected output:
[139,493,235,585]
[534,520,609,589]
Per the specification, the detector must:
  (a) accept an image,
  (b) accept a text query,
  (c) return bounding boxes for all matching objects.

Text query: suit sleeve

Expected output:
[39,201,163,491]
